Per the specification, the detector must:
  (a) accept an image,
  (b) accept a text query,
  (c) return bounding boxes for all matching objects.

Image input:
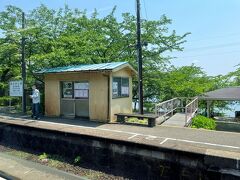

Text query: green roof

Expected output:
[36,62,134,74]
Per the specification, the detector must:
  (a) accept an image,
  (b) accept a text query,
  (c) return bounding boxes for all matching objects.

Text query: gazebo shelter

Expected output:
[199,87,240,117]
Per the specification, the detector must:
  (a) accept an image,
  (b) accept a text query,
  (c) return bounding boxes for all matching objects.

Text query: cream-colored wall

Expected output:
[110,68,133,122]
[45,78,61,116]
[44,72,109,122]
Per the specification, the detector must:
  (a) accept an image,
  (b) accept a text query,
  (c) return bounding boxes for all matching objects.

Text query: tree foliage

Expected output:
[0,4,230,107]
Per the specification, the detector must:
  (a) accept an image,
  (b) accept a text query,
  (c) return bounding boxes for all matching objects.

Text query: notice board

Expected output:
[9,80,23,97]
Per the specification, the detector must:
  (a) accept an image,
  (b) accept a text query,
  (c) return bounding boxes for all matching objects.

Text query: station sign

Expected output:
[9,80,23,97]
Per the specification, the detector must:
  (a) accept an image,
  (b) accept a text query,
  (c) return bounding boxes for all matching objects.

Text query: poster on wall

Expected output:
[112,82,118,97]
[121,86,129,96]
[63,82,73,98]
[74,82,89,90]
[9,80,23,97]
[74,82,89,98]
[74,89,88,98]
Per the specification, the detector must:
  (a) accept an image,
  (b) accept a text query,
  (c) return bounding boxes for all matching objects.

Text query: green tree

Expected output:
[0,5,22,96]
[162,65,215,99]
[1,5,190,98]
[0,4,195,108]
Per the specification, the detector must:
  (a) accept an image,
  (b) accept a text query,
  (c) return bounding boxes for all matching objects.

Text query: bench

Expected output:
[115,113,158,127]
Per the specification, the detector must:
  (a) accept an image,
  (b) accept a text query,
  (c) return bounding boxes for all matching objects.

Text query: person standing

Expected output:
[30,85,40,120]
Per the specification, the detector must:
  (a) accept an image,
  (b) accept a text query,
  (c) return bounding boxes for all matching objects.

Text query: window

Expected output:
[112,77,129,98]
[112,77,121,97]
[61,82,89,99]
[62,82,73,98]
[74,82,89,99]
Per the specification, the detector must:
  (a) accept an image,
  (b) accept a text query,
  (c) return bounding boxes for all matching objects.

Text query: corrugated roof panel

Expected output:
[36,62,128,74]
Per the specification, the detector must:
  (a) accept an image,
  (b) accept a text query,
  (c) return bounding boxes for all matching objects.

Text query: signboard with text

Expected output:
[9,80,23,97]
[74,82,89,98]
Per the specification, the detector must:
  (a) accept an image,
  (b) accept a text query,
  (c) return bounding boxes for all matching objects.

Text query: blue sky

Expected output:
[1,0,240,76]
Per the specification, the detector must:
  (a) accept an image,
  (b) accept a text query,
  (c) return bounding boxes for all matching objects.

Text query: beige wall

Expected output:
[44,72,109,122]
[44,67,134,122]
[110,68,133,122]
[45,78,61,116]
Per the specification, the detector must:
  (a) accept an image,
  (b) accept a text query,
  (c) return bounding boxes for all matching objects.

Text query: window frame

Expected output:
[112,77,130,99]
[74,81,89,99]
[61,81,74,99]
[61,81,89,99]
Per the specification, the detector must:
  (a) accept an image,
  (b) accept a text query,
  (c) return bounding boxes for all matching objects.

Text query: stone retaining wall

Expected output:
[0,123,239,179]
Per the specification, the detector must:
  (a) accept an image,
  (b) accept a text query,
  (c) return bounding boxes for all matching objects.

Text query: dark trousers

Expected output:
[32,103,40,119]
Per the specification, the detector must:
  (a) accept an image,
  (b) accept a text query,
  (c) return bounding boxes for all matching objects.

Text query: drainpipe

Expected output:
[102,73,110,122]
[107,74,110,121]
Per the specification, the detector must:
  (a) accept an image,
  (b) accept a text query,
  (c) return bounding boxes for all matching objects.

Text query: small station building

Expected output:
[37,62,136,122]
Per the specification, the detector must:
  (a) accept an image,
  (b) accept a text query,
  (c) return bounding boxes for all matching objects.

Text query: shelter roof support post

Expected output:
[207,100,212,118]
[180,99,184,113]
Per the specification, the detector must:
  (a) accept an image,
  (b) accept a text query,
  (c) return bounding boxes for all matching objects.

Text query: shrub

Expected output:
[38,152,49,160]
[144,102,155,113]
[126,117,147,124]
[0,96,20,106]
[191,115,216,130]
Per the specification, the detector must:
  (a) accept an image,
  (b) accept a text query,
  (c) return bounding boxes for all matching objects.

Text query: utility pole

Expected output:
[21,12,26,113]
[136,0,144,114]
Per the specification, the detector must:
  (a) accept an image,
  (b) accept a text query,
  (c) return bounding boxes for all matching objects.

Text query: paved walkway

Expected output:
[0,113,239,159]
[162,112,186,127]
[0,152,85,180]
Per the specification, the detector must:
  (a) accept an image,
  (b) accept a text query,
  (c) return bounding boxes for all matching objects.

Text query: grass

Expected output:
[126,117,148,125]
[38,152,48,160]
[0,145,123,179]
[74,156,81,164]
[6,150,32,159]
[38,153,66,168]
[48,158,62,168]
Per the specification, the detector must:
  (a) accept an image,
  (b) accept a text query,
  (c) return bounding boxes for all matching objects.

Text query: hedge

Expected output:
[191,115,216,130]
[0,96,21,106]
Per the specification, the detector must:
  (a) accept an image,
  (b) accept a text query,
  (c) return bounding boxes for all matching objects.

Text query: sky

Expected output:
[1,0,240,76]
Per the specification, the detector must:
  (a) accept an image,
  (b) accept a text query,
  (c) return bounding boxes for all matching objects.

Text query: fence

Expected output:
[185,97,198,126]
[155,98,181,121]
[155,97,198,126]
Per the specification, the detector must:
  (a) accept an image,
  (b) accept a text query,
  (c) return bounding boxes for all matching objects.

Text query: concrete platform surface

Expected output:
[0,152,85,180]
[0,113,239,161]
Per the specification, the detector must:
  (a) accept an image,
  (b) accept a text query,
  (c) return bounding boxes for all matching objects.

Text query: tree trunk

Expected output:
[0,69,11,96]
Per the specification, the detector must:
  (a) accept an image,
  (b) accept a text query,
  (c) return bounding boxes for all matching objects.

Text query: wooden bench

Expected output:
[115,113,158,127]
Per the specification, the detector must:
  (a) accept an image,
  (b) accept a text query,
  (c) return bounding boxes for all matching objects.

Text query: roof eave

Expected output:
[112,63,137,75]
[34,62,137,75]
[198,97,240,101]
[40,69,114,75]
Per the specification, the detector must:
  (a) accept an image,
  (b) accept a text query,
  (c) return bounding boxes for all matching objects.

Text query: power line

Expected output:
[176,50,240,59]
[186,32,240,43]
[21,12,26,113]
[136,0,143,114]
[142,0,148,20]
[184,42,240,52]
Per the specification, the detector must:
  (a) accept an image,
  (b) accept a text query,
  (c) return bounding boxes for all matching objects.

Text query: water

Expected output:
[133,102,240,117]
[219,104,240,117]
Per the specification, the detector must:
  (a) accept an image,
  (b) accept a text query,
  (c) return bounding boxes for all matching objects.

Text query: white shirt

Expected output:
[31,89,40,104]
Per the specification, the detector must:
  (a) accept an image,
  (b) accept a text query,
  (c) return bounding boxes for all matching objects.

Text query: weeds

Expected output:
[74,156,81,164]
[38,152,49,160]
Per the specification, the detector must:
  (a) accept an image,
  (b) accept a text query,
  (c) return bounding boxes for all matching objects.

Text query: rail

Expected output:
[155,98,181,121]
[185,97,198,126]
